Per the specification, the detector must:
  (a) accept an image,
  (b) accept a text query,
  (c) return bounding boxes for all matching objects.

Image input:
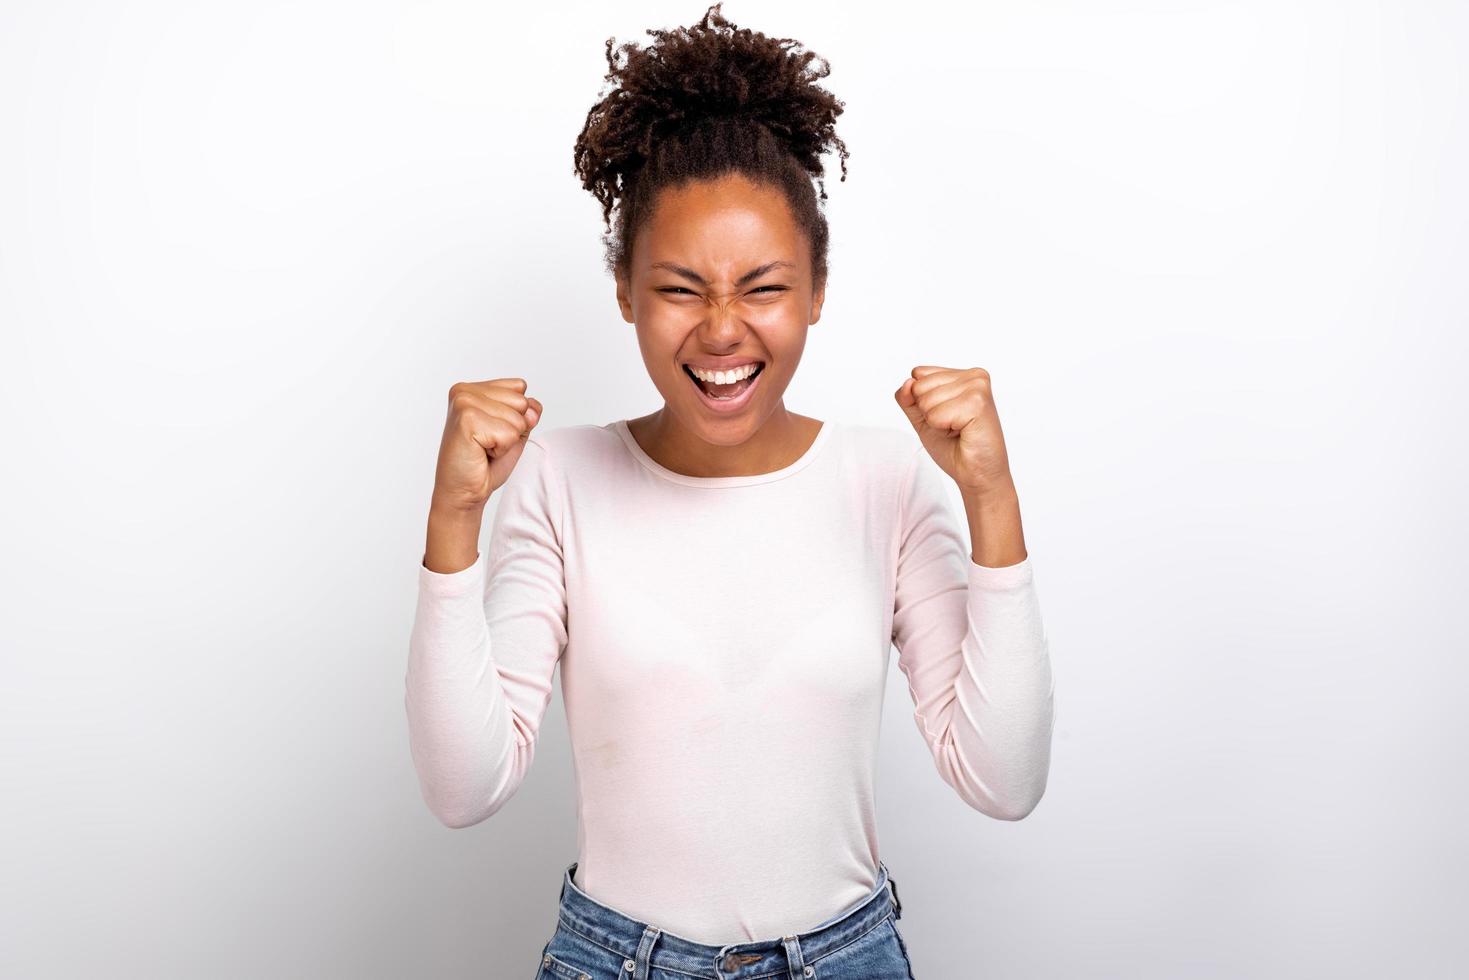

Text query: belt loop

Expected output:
[780,934,807,980]
[889,875,903,920]
[632,925,661,980]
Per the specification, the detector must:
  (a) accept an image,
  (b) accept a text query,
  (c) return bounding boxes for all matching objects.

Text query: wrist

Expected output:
[430,493,488,520]
[960,478,1026,567]
[959,477,1018,506]
[424,501,484,577]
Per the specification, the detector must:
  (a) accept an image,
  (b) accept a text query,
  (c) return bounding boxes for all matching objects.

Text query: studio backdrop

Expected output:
[2,1,1465,978]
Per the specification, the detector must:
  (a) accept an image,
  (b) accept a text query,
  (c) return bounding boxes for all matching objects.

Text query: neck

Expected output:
[628,405,817,479]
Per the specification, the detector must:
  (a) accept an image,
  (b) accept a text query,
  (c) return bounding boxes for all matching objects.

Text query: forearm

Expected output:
[406,554,526,829]
[408,496,526,829]
[945,560,1055,819]
[407,440,568,829]
[894,452,1053,820]
[949,479,1051,819]
[960,479,1027,568]
[424,496,485,574]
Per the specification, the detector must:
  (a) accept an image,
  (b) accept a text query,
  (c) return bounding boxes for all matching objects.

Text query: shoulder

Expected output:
[819,421,924,522]
[524,422,614,462]
[495,424,620,527]
[828,420,921,475]
[521,421,633,488]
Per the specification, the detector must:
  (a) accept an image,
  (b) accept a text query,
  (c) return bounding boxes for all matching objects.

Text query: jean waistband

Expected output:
[554,861,903,979]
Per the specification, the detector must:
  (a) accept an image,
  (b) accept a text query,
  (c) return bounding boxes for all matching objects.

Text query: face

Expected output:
[615,173,825,445]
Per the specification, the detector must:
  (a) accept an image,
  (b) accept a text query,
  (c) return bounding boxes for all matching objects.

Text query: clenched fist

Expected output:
[432,378,544,512]
[894,365,1014,498]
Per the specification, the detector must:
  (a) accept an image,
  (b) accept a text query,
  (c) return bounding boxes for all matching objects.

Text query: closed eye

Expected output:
[656,285,789,295]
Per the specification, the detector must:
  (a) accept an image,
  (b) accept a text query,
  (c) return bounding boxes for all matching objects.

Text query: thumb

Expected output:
[893,377,926,431]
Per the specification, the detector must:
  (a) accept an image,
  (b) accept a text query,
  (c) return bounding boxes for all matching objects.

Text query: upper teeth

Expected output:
[690,363,759,385]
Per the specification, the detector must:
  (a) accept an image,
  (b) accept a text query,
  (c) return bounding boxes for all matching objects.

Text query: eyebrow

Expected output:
[649,260,796,287]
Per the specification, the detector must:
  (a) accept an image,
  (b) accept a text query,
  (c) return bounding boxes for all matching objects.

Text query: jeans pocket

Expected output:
[537,926,626,980]
[536,945,588,980]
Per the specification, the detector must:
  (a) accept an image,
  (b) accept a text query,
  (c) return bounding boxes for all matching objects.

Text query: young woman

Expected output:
[405,5,1055,977]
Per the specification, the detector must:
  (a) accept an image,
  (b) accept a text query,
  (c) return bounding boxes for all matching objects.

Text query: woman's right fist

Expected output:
[432,378,543,511]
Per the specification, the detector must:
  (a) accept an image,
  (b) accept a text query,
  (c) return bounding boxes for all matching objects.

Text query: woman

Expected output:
[405,5,1055,977]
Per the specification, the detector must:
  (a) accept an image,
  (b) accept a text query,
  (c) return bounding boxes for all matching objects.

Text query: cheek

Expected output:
[765,318,810,358]
[640,304,701,339]
[753,296,802,326]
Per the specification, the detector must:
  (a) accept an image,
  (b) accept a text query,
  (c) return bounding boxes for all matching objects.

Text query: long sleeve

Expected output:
[404,438,569,828]
[890,446,1055,820]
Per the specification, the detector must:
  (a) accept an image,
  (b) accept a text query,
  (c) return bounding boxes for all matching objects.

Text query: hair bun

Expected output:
[580,2,848,189]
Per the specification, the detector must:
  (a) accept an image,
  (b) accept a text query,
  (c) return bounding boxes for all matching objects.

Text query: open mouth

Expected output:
[683,362,765,402]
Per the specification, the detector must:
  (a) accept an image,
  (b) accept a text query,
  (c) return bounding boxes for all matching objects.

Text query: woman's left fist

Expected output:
[894,365,1015,496]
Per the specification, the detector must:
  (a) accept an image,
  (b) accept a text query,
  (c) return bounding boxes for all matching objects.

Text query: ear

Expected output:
[809,278,826,326]
[615,273,635,324]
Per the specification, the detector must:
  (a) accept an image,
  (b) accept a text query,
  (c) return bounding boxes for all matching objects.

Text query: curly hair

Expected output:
[572,2,850,291]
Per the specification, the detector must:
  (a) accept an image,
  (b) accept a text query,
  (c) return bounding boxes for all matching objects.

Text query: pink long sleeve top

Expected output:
[405,418,1055,944]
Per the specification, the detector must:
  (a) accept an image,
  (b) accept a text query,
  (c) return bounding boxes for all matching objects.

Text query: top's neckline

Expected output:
[611,418,834,488]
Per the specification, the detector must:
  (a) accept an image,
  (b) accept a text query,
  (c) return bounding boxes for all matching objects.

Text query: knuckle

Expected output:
[448,382,477,406]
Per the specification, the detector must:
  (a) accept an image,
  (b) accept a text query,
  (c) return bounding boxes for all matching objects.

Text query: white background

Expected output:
[3,1,1465,977]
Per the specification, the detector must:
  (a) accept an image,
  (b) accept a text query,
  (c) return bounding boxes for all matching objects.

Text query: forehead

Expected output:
[638,175,803,270]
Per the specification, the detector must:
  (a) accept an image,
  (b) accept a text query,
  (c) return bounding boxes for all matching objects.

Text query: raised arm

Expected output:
[890,446,1055,820]
[404,437,568,828]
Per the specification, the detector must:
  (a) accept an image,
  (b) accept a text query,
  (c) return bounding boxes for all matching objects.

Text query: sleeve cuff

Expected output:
[967,554,1035,591]
[418,550,485,598]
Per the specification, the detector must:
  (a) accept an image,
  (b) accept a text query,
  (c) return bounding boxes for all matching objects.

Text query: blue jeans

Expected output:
[535,860,916,979]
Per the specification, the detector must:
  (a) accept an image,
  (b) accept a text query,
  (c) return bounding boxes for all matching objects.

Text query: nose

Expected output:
[697,302,746,345]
